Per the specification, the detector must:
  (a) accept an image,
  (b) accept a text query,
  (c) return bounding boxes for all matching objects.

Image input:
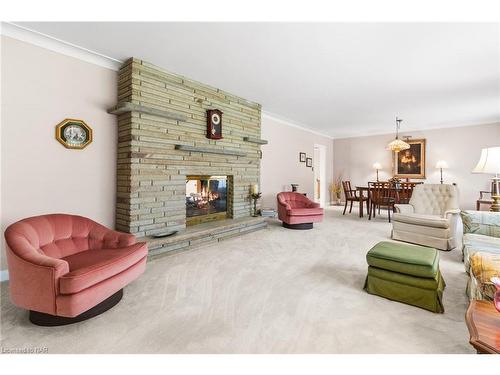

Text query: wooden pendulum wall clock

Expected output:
[206,109,223,140]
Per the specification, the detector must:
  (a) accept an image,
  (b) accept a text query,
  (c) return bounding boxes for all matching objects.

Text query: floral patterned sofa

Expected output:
[461,210,500,300]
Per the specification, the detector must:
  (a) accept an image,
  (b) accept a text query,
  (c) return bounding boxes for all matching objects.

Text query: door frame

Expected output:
[313,144,327,208]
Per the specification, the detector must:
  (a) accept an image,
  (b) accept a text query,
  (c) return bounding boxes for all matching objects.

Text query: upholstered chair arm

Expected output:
[5,233,69,272]
[444,209,461,219]
[308,202,321,208]
[12,247,69,274]
[5,237,69,314]
[394,204,414,214]
[105,230,137,248]
[445,209,462,249]
[89,222,137,249]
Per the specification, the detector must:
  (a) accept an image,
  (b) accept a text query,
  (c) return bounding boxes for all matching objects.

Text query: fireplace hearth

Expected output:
[186,175,228,226]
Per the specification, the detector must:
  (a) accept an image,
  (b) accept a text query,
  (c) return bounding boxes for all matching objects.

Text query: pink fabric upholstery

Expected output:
[277,192,324,225]
[5,214,147,317]
[57,258,146,317]
[60,243,147,294]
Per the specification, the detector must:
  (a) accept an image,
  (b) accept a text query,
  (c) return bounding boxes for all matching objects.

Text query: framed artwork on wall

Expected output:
[299,152,306,163]
[55,119,93,149]
[393,138,426,179]
[306,157,313,168]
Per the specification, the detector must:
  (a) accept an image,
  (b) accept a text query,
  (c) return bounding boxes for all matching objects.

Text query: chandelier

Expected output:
[386,117,410,152]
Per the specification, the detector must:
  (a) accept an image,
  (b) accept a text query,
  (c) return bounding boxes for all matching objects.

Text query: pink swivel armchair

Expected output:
[4,214,148,326]
[277,192,324,229]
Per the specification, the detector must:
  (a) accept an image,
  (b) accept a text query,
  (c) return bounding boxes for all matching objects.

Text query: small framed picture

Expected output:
[55,119,92,149]
[299,152,306,163]
[306,157,312,167]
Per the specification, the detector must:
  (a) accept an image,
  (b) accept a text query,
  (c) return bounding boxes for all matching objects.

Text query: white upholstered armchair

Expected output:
[392,184,460,250]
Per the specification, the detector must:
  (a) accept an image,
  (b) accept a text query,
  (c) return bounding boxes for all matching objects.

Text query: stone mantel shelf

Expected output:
[175,144,247,157]
[243,136,268,145]
[107,102,188,122]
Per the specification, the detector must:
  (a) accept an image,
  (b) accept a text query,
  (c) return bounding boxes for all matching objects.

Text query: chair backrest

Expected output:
[5,214,105,260]
[398,182,418,204]
[369,182,394,204]
[277,192,312,209]
[342,181,354,199]
[479,181,495,199]
[409,184,459,216]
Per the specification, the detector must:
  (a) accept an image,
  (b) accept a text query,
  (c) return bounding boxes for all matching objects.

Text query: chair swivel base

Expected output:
[29,289,123,326]
[283,222,313,230]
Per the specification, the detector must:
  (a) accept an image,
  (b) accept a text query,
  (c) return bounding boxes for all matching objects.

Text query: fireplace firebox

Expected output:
[186,175,228,226]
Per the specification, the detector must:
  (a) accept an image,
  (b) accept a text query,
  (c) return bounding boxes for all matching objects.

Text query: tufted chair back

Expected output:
[409,184,459,216]
[277,192,315,209]
[5,214,121,260]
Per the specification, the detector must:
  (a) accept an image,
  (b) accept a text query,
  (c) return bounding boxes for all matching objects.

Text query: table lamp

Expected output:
[435,160,448,184]
[373,162,382,182]
[472,147,500,212]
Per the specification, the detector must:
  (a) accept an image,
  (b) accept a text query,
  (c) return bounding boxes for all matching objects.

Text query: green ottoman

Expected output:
[364,241,446,313]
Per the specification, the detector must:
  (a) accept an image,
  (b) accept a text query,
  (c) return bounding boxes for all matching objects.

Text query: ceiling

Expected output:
[14,22,500,138]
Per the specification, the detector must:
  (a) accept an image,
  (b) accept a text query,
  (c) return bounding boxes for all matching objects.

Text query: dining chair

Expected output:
[368,182,396,222]
[398,182,415,204]
[342,180,368,215]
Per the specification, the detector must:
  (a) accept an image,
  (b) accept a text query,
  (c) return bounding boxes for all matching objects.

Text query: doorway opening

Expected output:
[313,144,327,207]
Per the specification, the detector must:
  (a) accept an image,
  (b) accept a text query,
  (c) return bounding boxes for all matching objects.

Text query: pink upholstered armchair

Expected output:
[4,214,148,326]
[277,192,324,229]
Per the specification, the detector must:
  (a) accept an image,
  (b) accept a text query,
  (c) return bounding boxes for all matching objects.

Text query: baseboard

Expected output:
[0,270,9,282]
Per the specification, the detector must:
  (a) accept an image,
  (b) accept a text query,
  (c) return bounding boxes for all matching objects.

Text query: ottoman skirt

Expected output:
[364,266,446,313]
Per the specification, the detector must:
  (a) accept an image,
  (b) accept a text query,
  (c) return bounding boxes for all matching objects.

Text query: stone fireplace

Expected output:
[108,58,268,255]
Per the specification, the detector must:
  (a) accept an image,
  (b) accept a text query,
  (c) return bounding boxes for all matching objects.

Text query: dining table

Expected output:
[355,184,407,218]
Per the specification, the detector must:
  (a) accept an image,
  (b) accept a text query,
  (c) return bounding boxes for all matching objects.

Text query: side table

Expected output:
[465,300,500,354]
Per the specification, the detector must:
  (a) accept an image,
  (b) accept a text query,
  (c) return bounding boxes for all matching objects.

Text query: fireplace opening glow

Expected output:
[186,176,227,225]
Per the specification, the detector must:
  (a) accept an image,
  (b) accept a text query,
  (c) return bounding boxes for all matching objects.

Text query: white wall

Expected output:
[260,114,334,209]
[333,123,500,209]
[1,36,118,272]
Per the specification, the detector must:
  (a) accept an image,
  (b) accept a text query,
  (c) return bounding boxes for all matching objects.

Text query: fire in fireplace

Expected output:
[186,175,228,225]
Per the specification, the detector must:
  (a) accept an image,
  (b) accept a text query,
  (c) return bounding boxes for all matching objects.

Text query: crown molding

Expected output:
[333,120,500,140]
[1,22,123,71]
[262,111,334,139]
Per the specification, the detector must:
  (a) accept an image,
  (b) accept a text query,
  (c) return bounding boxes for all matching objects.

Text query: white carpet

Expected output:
[0,206,474,353]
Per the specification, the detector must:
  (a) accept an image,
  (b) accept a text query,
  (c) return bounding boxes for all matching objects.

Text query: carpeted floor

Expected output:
[0,206,474,353]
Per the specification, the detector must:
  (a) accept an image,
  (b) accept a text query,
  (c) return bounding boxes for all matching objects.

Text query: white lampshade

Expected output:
[435,160,448,169]
[373,162,382,170]
[472,147,500,175]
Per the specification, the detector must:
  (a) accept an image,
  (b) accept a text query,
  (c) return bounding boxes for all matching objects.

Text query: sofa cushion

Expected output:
[463,233,500,271]
[461,210,500,238]
[464,233,500,252]
[469,252,500,300]
[366,241,439,278]
[59,242,148,294]
[393,213,449,228]
[287,207,324,216]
